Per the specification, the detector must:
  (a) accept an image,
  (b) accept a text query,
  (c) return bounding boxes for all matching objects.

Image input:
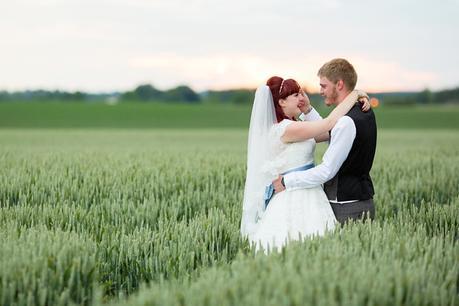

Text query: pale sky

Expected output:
[1,0,458,93]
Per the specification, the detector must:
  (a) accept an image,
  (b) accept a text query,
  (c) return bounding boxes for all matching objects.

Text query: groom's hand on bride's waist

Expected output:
[273,175,286,194]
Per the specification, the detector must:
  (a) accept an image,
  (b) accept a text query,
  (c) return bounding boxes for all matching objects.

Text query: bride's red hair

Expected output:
[266,76,301,122]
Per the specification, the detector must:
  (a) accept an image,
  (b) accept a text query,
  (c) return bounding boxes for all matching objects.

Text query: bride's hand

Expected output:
[359,96,371,112]
[298,90,312,115]
[293,107,302,120]
[354,90,371,112]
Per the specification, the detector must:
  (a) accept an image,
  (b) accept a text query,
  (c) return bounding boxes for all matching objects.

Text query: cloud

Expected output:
[127,53,438,92]
[351,57,438,92]
[0,0,457,92]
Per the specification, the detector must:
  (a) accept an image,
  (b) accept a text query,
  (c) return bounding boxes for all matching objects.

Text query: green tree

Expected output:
[122,84,163,101]
[416,88,433,104]
[164,85,200,103]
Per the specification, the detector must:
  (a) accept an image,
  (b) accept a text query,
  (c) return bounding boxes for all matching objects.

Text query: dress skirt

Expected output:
[251,186,337,252]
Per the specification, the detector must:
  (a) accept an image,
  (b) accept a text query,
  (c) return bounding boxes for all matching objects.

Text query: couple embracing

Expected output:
[241,58,377,251]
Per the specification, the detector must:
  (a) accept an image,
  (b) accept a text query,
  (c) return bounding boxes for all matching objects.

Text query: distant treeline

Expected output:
[1,84,458,105]
[370,88,459,105]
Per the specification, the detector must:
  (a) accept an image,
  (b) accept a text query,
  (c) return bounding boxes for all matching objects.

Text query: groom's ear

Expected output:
[336,80,345,91]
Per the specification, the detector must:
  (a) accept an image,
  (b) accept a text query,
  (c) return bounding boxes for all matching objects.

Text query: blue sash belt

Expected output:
[263,163,315,209]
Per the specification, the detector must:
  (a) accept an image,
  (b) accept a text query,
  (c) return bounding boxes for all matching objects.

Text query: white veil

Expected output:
[240,85,277,238]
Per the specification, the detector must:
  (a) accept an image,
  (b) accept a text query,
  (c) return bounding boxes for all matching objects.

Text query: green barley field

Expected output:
[0,102,458,306]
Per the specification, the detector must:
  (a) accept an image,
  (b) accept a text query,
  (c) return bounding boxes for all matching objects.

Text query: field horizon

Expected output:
[0,102,458,130]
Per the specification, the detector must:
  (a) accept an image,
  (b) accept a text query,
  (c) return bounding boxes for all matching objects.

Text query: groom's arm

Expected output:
[283,116,356,189]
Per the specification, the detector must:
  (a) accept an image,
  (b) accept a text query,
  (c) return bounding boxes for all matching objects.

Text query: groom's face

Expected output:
[319,76,339,106]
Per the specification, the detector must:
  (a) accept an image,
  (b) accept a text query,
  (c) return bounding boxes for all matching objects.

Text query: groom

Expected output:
[273,58,377,224]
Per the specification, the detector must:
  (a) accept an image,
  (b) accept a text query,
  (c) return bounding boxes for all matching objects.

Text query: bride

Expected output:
[241,76,368,251]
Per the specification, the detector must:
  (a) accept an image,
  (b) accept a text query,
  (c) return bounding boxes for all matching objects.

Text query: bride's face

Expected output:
[279,92,301,119]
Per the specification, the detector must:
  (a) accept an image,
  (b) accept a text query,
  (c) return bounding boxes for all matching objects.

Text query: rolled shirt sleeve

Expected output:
[284,116,357,190]
[299,107,322,121]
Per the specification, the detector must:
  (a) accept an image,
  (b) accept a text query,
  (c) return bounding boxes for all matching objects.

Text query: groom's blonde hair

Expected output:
[318,58,357,91]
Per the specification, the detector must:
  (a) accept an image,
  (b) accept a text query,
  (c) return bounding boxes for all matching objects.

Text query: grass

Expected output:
[0,127,458,306]
[0,101,458,129]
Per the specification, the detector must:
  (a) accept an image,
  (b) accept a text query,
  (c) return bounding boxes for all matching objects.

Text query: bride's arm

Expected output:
[297,92,331,143]
[313,95,370,143]
[302,109,331,143]
[315,132,331,143]
[281,90,365,143]
[300,109,330,143]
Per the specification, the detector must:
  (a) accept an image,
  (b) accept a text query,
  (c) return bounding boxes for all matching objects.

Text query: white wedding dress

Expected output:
[250,119,337,251]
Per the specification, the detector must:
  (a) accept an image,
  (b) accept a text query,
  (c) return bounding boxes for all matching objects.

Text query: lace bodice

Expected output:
[262,119,316,178]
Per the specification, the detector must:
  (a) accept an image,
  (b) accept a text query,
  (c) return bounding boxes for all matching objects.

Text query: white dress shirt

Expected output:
[284,111,357,202]
[299,107,322,122]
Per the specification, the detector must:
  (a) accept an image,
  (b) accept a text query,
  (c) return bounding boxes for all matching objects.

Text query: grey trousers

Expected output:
[330,199,375,224]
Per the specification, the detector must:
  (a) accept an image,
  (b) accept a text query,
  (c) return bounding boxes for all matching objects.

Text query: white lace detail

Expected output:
[262,119,316,177]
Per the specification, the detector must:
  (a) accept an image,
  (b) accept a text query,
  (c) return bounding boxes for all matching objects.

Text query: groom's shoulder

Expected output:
[335,115,355,130]
[346,104,363,115]
[345,108,377,134]
[347,105,375,121]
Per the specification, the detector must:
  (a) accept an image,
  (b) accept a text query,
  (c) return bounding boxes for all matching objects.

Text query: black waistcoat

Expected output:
[324,105,377,201]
